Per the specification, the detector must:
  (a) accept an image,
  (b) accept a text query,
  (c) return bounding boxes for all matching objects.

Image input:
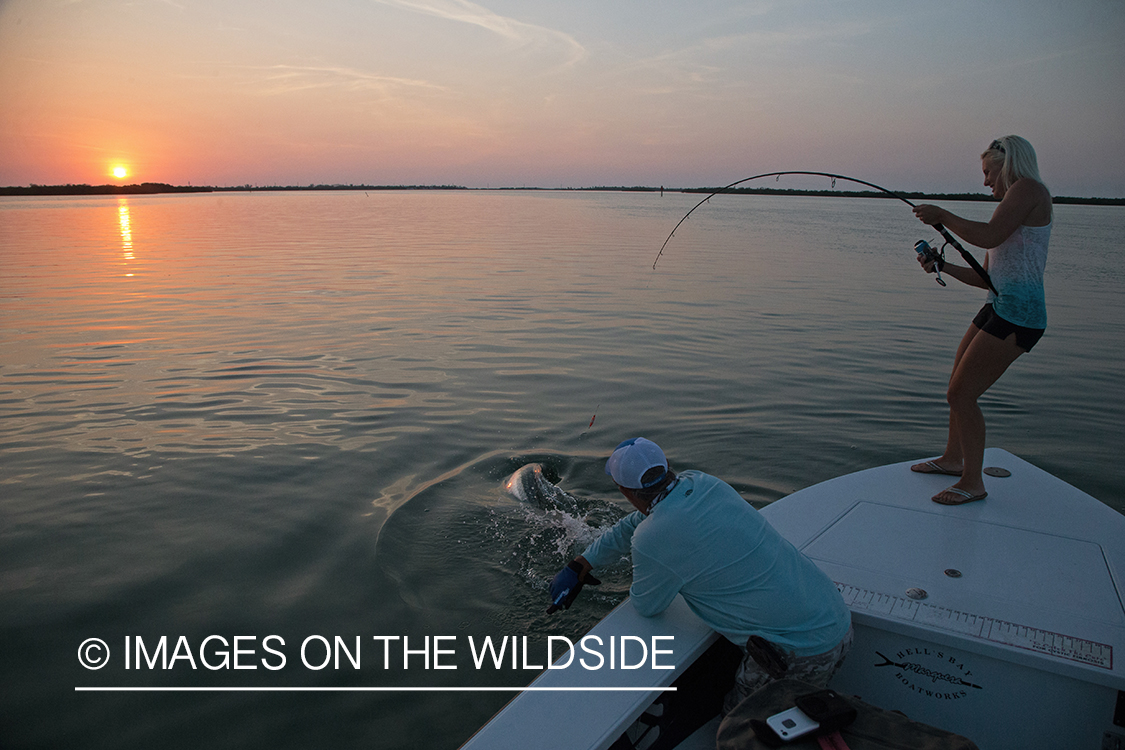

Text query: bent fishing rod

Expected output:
[653,171,998,296]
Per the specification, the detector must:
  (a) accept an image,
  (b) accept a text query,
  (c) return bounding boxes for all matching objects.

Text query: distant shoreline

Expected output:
[0,182,1120,205]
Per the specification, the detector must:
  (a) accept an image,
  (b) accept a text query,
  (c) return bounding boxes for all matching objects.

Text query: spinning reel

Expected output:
[914,239,947,287]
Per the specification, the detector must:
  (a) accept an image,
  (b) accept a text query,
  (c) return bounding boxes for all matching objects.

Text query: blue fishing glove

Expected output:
[547,560,601,614]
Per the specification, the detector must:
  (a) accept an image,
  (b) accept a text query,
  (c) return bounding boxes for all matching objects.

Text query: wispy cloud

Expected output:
[370,0,586,66]
[612,18,882,98]
[242,64,447,96]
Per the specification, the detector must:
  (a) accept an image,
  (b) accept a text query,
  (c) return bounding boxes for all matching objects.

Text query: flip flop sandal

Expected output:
[932,487,988,505]
[912,460,962,477]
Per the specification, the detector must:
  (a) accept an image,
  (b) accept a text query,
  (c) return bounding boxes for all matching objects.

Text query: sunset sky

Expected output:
[1,0,1122,196]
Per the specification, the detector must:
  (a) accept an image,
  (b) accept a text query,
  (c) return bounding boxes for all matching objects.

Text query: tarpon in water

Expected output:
[504,463,579,512]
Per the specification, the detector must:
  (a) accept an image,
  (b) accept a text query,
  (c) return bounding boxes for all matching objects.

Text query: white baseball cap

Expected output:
[605,437,668,489]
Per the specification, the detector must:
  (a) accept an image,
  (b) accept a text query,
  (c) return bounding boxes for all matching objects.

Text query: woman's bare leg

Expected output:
[913,324,982,475]
[934,329,1025,502]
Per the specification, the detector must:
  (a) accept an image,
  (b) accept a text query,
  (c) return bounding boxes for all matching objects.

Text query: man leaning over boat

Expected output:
[548,437,853,713]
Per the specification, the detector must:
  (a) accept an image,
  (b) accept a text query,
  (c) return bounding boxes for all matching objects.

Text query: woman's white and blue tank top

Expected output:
[987,221,1051,329]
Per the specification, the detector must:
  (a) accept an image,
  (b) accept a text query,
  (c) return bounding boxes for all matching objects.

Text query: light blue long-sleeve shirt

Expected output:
[582,471,850,656]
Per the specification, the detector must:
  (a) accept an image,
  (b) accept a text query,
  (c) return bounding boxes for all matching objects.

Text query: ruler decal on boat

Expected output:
[835,583,1113,670]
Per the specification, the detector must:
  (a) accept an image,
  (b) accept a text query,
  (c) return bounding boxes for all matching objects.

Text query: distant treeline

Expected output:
[213,184,469,192]
[680,186,1124,205]
[0,183,467,196]
[1,183,1121,205]
[483,185,1125,204]
[0,183,213,196]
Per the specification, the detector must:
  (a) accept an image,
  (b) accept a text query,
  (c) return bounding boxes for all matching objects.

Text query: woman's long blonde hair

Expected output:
[982,135,1046,192]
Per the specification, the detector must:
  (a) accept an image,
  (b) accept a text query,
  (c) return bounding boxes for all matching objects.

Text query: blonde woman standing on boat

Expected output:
[911,135,1052,505]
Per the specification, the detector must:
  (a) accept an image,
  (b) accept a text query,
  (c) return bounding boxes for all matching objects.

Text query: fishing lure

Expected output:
[653,171,997,296]
[578,403,600,440]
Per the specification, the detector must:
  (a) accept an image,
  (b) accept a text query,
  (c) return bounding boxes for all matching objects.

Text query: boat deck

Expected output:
[765,449,1122,691]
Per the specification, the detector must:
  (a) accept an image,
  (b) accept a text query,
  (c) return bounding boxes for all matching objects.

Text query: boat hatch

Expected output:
[801,502,1123,626]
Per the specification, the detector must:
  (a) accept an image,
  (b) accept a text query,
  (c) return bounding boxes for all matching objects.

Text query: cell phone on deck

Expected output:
[764,706,820,742]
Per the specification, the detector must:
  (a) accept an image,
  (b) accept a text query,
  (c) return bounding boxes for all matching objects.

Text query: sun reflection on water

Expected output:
[118,199,134,276]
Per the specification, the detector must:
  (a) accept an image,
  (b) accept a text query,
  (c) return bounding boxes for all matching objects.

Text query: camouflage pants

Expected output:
[723,626,854,715]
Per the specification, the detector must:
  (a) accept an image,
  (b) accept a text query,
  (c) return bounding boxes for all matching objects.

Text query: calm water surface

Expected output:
[1,190,1122,749]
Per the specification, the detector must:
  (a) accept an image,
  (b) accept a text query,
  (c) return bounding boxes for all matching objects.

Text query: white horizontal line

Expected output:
[75,686,676,692]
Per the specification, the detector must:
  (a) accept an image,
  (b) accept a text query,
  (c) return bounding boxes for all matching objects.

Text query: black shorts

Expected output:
[972,303,1045,352]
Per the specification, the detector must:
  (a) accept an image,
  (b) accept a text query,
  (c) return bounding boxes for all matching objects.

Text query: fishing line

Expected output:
[653,171,997,295]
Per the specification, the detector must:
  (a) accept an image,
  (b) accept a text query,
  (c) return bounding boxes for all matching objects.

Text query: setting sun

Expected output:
[112,166,128,179]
